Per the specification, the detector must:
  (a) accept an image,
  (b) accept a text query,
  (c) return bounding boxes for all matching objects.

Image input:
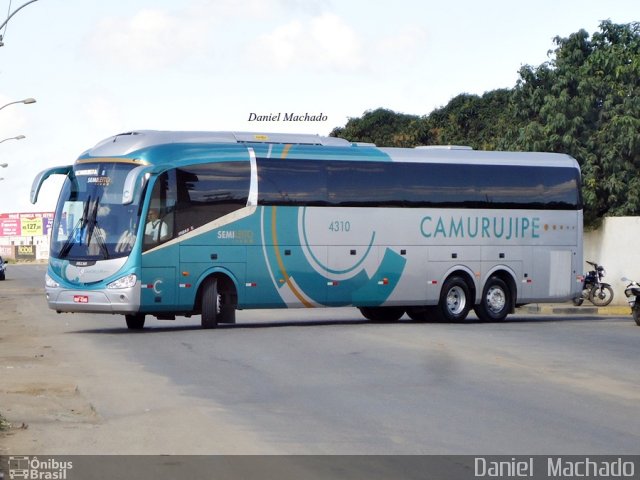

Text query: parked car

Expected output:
[0,256,6,281]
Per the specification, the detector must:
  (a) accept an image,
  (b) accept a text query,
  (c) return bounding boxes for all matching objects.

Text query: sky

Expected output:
[0,0,638,214]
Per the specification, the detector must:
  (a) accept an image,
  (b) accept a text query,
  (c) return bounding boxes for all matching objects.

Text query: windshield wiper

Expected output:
[90,220,110,260]
[85,196,110,260]
[58,196,91,259]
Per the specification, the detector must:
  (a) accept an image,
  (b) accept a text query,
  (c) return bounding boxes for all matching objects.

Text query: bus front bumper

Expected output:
[45,284,141,314]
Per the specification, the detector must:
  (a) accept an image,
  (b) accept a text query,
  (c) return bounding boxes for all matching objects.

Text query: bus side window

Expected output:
[174,162,250,234]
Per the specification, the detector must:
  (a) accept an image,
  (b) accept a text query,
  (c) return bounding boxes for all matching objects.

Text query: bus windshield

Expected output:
[50,162,142,261]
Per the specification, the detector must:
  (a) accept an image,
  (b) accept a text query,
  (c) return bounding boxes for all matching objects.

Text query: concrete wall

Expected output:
[583,216,640,306]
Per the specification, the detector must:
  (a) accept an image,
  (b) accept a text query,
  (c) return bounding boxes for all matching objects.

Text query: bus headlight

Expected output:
[45,274,59,288]
[107,274,137,289]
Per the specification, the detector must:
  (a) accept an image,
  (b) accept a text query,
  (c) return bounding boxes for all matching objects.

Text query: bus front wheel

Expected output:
[474,276,511,322]
[201,278,221,329]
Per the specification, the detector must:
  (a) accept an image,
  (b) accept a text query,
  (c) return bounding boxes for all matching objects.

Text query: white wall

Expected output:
[583,217,640,305]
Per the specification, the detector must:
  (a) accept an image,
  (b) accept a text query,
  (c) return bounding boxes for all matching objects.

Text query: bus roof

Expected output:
[86,130,351,157]
[380,147,578,168]
[82,130,579,169]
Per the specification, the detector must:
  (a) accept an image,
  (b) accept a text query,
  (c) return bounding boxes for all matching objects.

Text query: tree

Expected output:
[508,20,640,226]
[330,21,640,227]
[425,89,513,150]
[330,108,425,147]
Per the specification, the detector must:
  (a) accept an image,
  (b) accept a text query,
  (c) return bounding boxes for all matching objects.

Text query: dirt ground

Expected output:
[0,272,277,456]
[0,279,100,454]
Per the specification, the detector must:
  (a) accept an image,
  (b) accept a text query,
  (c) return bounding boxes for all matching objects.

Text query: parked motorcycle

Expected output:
[572,261,614,306]
[622,277,640,326]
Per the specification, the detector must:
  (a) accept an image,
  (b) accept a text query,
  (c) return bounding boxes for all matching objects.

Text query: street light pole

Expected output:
[0,135,25,171]
[0,135,26,144]
[0,98,36,111]
[0,0,40,45]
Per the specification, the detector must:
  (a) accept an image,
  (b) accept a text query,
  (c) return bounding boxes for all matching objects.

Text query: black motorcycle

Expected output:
[572,261,614,306]
[622,277,640,326]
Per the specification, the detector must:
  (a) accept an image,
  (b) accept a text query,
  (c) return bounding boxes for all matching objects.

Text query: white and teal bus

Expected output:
[31,131,583,329]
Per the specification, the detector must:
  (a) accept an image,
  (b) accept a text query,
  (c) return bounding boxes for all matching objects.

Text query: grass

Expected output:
[0,412,10,431]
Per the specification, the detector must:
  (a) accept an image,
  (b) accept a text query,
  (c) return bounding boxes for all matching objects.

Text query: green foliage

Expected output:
[511,20,640,226]
[330,108,425,147]
[330,21,640,227]
[424,89,513,150]
[0,411,10,431]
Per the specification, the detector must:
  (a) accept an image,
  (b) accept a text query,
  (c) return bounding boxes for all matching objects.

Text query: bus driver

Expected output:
[145,208,168,243]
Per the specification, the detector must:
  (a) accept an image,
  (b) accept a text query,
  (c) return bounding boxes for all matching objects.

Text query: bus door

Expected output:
[140,172,178,311]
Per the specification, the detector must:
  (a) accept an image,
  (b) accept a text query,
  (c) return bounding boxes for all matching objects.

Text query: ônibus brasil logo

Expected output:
[6,457,73,480]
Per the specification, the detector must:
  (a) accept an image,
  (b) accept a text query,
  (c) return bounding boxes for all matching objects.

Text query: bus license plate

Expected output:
[73,295,89,304]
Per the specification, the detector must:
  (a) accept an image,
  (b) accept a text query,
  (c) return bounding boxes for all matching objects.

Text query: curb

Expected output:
[518,304,630,315]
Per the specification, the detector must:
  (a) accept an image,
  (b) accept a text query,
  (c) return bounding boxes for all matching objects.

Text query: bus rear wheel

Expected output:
[474,276,511,322]
[125,314,145,330]
[359,307,404,322]
[436,276,471,322]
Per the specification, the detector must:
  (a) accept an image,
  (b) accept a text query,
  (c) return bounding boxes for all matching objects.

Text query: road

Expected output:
[1,264,639,455]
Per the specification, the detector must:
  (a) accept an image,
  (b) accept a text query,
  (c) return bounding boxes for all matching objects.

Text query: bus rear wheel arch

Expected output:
[473,274,515,322]
[198,274,237,329]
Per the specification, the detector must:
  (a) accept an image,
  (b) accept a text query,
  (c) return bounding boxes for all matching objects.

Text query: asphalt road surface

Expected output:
[1,264,639,456]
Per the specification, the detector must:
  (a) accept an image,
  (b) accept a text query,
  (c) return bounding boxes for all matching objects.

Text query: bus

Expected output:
[31,131,583,329]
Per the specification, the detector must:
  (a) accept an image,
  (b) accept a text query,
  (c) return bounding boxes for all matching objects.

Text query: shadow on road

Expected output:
[67,312,619,335]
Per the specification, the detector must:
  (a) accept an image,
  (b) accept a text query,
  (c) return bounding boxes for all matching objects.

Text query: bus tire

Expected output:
[125,314,145,330]
[359,306,404,322]
[474,276,511,322]
[201,278,221,329]
[436,276,471,322]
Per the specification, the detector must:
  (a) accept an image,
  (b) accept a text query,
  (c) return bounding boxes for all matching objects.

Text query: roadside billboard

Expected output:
[0,212,54,237]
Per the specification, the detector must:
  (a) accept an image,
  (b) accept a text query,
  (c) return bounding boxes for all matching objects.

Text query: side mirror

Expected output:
[31,165,72,204]
[122,165,152,205]
[121,164,170,205]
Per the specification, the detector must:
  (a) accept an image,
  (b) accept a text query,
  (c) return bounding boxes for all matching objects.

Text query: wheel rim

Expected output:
[486,286,506,313]
[591,286,612,306]
[446,286,467,315]
[216,292,222,314]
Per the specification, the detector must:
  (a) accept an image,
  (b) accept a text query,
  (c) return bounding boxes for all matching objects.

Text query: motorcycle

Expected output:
[622,277,640,326]
[572,261,614,306]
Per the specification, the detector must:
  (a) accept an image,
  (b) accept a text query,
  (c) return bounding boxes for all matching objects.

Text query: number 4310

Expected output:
[328,220,351,232]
